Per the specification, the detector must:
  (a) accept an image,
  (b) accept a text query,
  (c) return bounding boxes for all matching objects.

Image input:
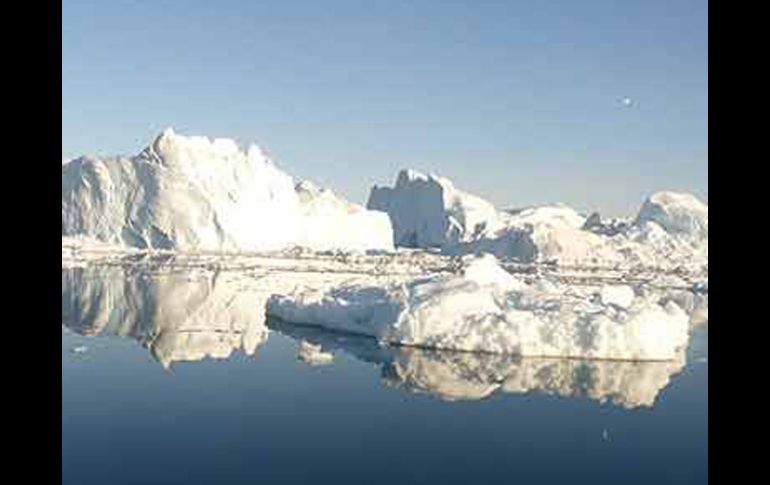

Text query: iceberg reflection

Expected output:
[62,267,269,368]
[267,319,686,408]
[62,267,699,407]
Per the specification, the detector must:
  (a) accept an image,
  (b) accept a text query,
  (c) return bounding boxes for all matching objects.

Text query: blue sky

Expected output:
[63,0,707,216]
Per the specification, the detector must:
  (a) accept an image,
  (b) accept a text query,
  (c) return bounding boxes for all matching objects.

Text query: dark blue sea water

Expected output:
[62,268,708,485]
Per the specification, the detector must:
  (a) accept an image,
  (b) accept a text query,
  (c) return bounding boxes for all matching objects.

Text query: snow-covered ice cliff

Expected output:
[367,169,502,248]
[62,128,393,253]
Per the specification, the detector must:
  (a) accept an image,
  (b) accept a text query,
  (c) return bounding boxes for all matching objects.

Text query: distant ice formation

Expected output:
[267,254,691,360]
[62,128,393,253]
[61,133,708,365]
[61,131,707,273]
[367,169,708,269]
[635,191,708,239]
[367,169,502,248]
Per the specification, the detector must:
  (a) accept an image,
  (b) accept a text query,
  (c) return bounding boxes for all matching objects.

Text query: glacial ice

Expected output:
[62,128,394,253]
[367,169,503,248]
[294,180,393,252]
[267,254,691,360]
[367,169,708,269]
[61,132,707,363]
[635,191,708,239]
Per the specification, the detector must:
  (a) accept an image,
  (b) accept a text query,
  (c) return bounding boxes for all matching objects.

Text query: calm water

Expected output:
[62,268,708,485]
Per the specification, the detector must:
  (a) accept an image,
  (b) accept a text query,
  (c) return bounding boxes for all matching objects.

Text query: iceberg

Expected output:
[267,254,691,360]
[367,169,503,248]
[367,169,708,270]
[62,128,394,253]
[294,180,393,252]
[635,191,708,240]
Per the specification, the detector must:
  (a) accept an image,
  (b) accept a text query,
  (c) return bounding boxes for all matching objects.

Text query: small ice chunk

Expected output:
[599,285,635,309]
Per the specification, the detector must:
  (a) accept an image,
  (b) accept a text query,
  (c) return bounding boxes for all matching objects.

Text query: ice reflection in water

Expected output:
[61,267,270,368]
[267,319,687,408]
[62,267,704,407]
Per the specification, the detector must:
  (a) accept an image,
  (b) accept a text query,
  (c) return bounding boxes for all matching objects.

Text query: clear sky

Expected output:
[63,0,707,217]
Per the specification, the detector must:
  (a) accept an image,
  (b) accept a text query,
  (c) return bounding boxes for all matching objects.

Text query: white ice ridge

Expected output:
[62,128,393,253]
[367,169,708,269]
[267,254,691,360]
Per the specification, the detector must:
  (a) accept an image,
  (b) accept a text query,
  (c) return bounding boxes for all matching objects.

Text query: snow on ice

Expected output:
[367,169,708,269]
[62,130,708,362]
[62,128,394,253]
[267,255,691,360]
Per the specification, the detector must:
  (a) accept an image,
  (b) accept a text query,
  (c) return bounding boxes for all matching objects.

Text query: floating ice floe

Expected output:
[62,128,393,253]
[267,254,691,360]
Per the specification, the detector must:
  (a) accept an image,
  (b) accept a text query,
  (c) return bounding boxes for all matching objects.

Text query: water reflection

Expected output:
[62,267,269,368]
[62,267,703,407]
[267,319,686,408]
